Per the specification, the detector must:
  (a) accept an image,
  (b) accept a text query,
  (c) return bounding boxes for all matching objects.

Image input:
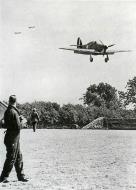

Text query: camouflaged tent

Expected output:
[82,117,106,129]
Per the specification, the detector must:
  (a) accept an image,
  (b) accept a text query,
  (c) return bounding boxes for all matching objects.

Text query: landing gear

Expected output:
[104,55,109,62]
[90,55,93,62]
[105,58,108,62]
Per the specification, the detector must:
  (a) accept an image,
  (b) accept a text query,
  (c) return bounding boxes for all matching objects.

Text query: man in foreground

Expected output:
[0,95,28,183]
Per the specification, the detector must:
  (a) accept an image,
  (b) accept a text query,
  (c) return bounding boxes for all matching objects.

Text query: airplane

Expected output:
[28,26,35,29]
[59,37,131,62]
[14,32,22,35]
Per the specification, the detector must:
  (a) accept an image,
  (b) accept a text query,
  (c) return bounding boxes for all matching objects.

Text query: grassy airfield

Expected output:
[0,129,136,190]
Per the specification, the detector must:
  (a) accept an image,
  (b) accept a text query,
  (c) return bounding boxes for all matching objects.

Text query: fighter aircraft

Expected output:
[14,32,22,35]
[59,37,131,62]
[28,26,35,29]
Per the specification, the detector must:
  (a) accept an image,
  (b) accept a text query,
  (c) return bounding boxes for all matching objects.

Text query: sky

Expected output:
[0,0,136,105]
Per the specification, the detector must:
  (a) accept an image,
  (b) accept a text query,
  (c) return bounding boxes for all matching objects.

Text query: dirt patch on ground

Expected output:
[0,129,136,190]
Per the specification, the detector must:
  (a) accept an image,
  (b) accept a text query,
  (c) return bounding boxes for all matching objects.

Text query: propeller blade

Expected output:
[107,44,115,48]
[100,40,115,48]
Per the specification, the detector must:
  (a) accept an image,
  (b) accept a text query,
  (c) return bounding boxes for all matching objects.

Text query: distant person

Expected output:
[0,95,28,183]
[30,108,39,132]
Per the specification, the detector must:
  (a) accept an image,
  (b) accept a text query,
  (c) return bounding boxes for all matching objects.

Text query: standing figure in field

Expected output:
[30,108,39,132]
[0,95,28,183]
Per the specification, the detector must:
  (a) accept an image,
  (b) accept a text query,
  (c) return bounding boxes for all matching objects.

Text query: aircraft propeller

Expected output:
[99,40,115,54]
[99,40,115,49]
[107,44,116,48]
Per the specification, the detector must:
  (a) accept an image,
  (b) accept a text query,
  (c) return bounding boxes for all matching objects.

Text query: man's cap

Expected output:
[33,108,36,111]
[9,95,17,104]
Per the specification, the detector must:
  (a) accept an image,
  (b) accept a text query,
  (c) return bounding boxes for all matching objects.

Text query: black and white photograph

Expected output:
[1,0,136,189]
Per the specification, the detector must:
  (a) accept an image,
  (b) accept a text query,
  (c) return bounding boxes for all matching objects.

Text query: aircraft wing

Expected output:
[59,47,132,55]
[59,47,77,51]
[106,50,132,55]
[59,47,96,55]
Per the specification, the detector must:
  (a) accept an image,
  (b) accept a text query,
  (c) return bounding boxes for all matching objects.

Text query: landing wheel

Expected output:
[105,57,109,62]
[90,56,93,62]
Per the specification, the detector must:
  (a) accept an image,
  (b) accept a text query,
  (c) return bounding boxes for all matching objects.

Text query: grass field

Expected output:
[0,129,136,190]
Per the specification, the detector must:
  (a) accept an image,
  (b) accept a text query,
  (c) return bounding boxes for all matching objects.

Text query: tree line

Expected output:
[18,76,136,129]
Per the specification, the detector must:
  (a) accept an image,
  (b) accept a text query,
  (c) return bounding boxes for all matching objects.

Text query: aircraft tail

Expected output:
[70,37,83,48]
[77,37,82,48]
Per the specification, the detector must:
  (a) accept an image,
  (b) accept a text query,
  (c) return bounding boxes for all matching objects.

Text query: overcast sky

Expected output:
[1,0,136,105]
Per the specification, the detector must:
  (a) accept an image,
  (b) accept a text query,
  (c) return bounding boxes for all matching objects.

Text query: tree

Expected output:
[74,104,89,126]
[18,101,61,128]
[60,104,78,125]
[38,102,60,126]
[119,76,136,107]
[83,82,118,108]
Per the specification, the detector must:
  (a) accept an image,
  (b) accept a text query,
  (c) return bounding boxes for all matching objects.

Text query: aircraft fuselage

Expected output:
[80,41,107,53]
